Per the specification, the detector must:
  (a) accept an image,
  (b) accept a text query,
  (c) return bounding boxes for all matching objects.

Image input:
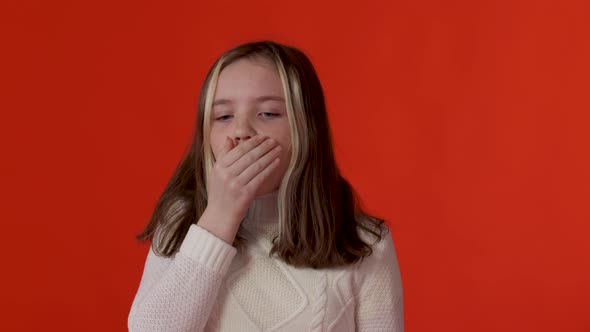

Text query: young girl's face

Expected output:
[209,57,292,196]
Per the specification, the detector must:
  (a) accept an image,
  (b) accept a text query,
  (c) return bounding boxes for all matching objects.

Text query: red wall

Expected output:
[2,0,589,330]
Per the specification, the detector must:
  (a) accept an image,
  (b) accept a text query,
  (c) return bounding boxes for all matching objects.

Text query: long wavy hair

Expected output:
[136,41,387,269]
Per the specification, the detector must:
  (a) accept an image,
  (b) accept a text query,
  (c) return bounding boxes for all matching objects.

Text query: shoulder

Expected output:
[353,224,405,330]
[354,224,402,290]
[356,219,395,262]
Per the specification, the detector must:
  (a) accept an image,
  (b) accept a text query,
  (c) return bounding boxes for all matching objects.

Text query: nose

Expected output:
[233,116,257,144]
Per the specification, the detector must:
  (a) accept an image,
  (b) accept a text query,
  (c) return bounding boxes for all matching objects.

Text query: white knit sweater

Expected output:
[128,191,404,331]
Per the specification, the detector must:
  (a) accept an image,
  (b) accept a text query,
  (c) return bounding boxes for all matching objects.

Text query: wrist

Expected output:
[197,207,242,244]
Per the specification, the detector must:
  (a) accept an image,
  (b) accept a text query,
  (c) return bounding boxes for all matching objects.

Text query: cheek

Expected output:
[209,136,224,160]
[273,150,291,183]
[274,126,292,151]
[211,145,220,160]
[277,141,292,170]
[274,132,292,166]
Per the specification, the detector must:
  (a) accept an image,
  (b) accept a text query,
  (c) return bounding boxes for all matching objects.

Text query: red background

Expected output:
[1,0,589,331]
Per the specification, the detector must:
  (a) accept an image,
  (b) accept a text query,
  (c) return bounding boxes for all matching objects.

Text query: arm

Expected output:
[127,135,279,331]
[127,224,237,332]
[354,230,404,331]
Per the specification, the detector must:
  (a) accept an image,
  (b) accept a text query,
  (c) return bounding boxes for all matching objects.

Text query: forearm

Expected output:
[128,225,237,332]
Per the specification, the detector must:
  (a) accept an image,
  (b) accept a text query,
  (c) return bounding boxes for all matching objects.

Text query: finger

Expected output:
[229,138,278,176]
[219,135,267,167]
[236,144,282,185]
[244,156,281,191]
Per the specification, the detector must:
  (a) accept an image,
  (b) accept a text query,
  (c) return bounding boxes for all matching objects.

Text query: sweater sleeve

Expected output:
[354,229,404,331]
[128,224,237,332]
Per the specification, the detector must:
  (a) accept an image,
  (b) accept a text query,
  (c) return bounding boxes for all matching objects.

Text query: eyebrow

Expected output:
[212,95,285,106]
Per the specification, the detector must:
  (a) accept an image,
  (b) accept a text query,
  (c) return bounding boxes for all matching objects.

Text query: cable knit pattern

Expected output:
[310,272,328,332]
[128,190,404,331]
[227,253,304,330]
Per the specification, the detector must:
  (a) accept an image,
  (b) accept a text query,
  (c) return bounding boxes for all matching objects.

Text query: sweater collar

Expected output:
[244,189,279,223]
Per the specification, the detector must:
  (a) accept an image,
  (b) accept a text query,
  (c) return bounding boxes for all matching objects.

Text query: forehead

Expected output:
[214,58,284,101]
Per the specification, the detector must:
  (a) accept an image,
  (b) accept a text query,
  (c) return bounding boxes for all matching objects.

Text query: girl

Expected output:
[128,41,403,331]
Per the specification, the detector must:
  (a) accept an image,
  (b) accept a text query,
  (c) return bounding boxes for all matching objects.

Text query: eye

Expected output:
[215,115,233,121]
[259,112,280,119]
